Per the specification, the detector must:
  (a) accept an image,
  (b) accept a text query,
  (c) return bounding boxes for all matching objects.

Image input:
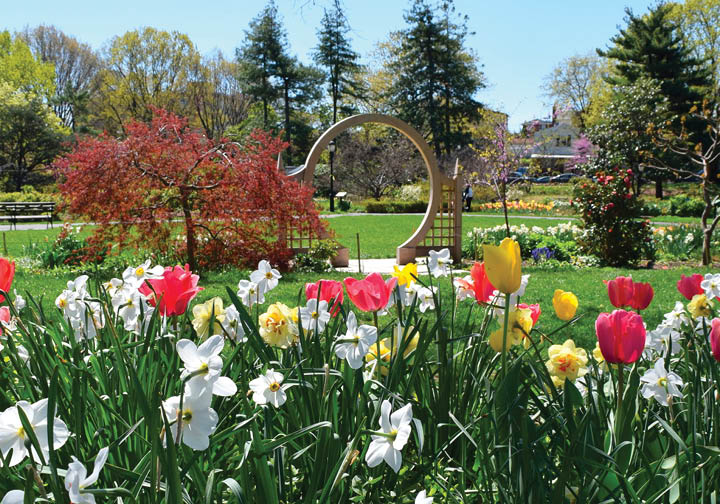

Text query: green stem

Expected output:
[501,293,511,379]
[617,362,624,413]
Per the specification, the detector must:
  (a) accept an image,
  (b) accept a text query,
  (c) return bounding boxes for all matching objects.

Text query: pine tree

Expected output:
[598,4,712,196]
[236,1,286,130]
[312,0,363,124]
[388,0,484,157]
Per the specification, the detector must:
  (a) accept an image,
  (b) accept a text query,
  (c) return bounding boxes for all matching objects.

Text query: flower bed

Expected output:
[2,248,720,501]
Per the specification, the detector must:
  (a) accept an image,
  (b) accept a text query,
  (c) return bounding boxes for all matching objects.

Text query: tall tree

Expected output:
[236,1,286,130]
[0,30,55,99]
[388,0,484,157]
[189,51,251,140]
[20,25,101,131]
[0,83,66,191]
[93,27,200,133]
[312,0,363,124]
[542,53,602,129]
[598,4,712,196]
[670,0,720,93]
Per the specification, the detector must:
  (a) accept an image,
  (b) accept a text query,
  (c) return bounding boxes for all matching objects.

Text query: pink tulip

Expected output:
[518,303,541,326]
[595,310,645,364]
[344,273,397,312]
[139,264,203,316]
[677,274,704,300]
[305,279,344,317]
[629,282,654,310]
[0,306,10,336]
[604,276,634,308]
[0,258,15,303]
[711,319,720,362]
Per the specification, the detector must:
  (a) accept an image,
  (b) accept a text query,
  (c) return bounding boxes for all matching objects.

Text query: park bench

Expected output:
[0,202,56,229]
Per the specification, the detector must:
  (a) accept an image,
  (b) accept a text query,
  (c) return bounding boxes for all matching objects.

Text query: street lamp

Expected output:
[329,140,336,212]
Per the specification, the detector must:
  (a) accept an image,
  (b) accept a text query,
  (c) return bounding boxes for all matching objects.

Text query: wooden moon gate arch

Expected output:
[283,113,462,266]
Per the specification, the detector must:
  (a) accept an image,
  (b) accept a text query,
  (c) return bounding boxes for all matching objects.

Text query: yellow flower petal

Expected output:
[483,238,521,294]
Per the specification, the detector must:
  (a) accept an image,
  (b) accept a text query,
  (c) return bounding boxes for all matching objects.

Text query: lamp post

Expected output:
[329,140,336,212]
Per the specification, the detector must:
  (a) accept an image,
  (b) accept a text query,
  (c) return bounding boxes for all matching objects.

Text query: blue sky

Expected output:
[2,0,655,131]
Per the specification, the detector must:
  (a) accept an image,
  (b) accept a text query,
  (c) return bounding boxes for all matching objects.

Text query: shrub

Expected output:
[27,224,105,268]
[338,198,351,212]
[573,168,654,266]
[292,239,337,272]
[668,195,705,217]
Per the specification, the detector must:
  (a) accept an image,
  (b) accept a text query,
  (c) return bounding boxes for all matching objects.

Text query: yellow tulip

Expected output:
[482,237,522,294]
[392,262,418,287]
[553,289,578,321]
[191,297,225,339]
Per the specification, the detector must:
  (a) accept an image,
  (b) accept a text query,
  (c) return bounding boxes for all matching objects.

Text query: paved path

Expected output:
[335,257,468,274]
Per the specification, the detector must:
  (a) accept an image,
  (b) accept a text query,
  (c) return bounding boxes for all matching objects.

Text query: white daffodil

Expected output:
[250,260,281,293]
[163,380,218,451]
[221,305,246,343]
[663,301,689,330]
[427,249,452,278]
[335,312,377,369]
[643,324,681,358]
[64,446,109,504]
[249,369,290,408]
[0,398,70,466]
[176,335,237,397]
[299,299,331,334]
[237,280,265,308]
[454,275,474,301]
[416,490,434,504]
[365,400,413,473]
[122,260,165,289]
[111,285,147,332]
[701,273,720,300]
[13,292,25,311]
[411,284,436,313]
[0,490,23,504]
[640,358,683,407]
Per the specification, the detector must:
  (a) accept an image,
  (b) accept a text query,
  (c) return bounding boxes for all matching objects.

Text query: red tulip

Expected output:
[517,303,541,325]
[604,276,634,308]
[677,274,704,300]
[629,282,654,310]
[710,318,720,362]
[344,273,397,312]
[468,262,496,303]
[0,258,15,303]
[138,264,203,316]
[305,279,344,317]
[595,310,645,364]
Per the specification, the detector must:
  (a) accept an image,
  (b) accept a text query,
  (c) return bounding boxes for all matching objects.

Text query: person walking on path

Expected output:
[462,184,473,211]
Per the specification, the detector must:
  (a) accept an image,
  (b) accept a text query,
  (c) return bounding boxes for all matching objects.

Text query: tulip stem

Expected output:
[501,293,510,378]
[616,363,624,412]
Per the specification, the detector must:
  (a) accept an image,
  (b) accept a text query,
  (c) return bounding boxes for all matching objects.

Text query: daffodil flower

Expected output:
[122,259,164,289]
[191,297,226,339]
[64,447,109,504]
[0,398,70,466]
[176,335,237,397]
[299,299,331,334]
[250,260,281,293]
[249,369,291,408]
[640,358,683,406]
[365,400,413,473]
[163,379,218,451]
[0,490,23,504]
[427,249,452,278]
[237,279,265,308]
[335,312,377,369]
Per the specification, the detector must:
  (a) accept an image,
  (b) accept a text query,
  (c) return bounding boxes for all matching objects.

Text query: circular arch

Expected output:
[297,113,461,264]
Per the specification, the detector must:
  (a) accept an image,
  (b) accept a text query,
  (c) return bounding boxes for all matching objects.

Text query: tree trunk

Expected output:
[283,78,291,159]
[180,190,198,272]
[655,178,663,199]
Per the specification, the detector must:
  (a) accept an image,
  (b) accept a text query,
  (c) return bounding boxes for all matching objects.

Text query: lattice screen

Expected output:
[287,217,315,252]
[419,183,458,249]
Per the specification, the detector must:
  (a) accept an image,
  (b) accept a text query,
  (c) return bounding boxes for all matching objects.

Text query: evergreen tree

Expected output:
[388,0,484,157]
[312,0,363,123]
[236,1,286,130]
[598,4,712,196]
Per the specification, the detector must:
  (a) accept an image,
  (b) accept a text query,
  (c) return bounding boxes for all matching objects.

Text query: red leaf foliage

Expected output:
[55,108,325,270]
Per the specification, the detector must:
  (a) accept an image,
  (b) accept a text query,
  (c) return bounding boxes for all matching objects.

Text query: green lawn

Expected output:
[4,220,714,352]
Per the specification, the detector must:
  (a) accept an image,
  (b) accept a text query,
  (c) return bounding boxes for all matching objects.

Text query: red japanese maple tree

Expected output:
[55,108,324,270]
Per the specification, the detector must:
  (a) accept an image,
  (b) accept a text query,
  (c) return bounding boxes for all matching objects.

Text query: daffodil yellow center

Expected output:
[265,272,273,280]
[657,377,667,387]
[269,382,280,392]
[135,267,145,277]
[16,426,25,439]
[389,428,398,440]
[182,409,192,422]
[311,311,318,319]
[58,298,67,308]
